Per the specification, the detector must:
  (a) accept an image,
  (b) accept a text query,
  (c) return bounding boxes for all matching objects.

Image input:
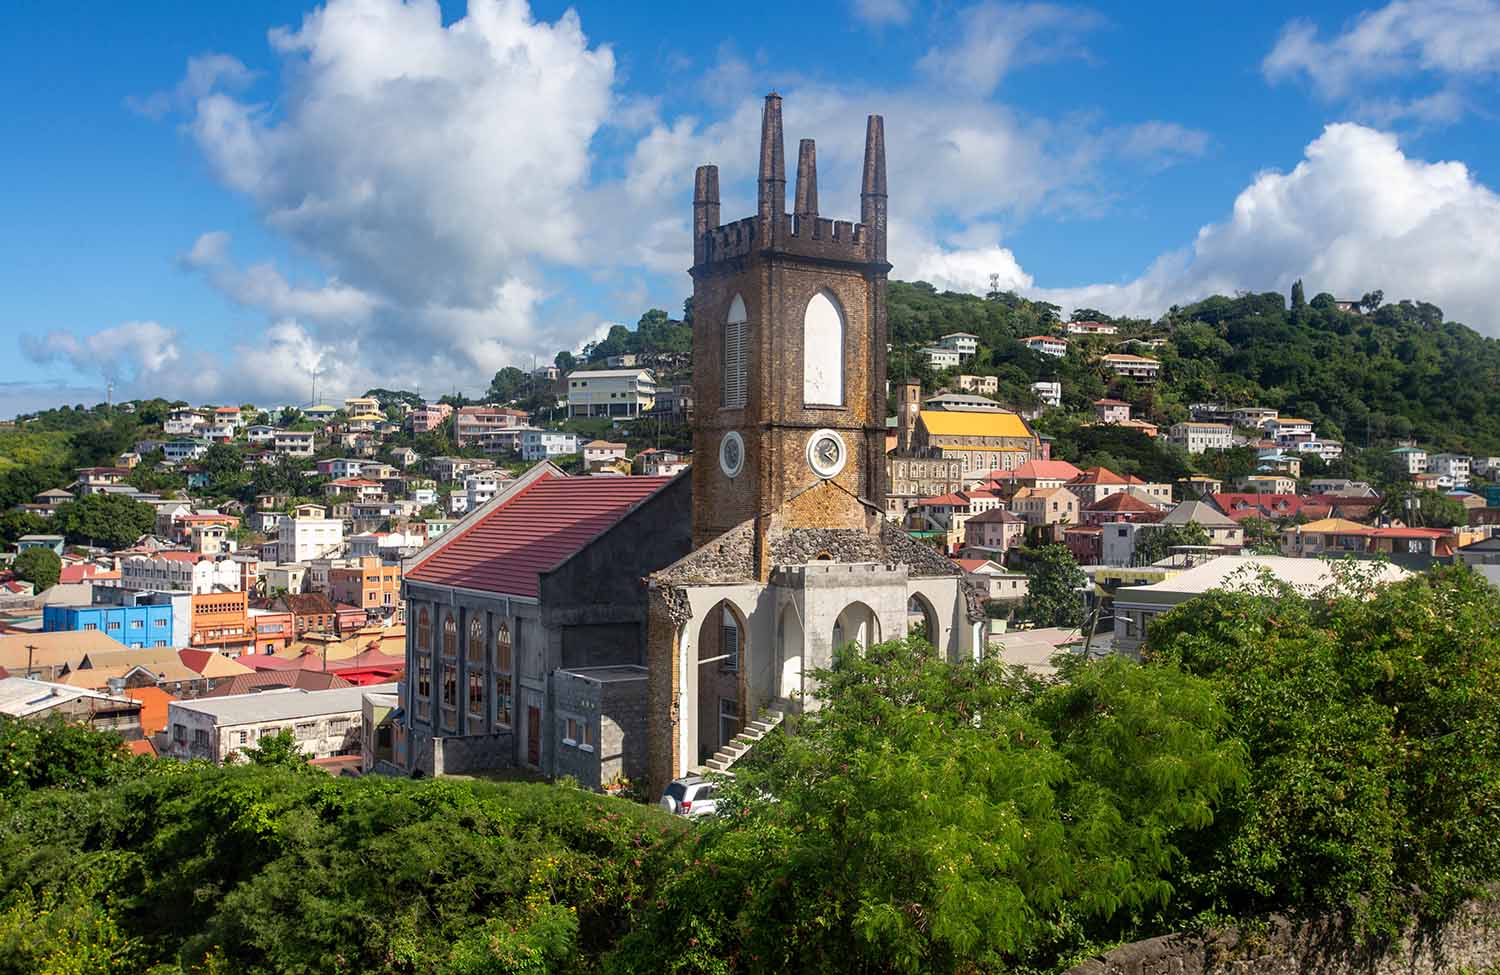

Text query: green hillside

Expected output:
[886,281,1500,456]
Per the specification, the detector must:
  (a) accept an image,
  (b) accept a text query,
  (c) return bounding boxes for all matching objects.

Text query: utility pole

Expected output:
[25,643,37,679]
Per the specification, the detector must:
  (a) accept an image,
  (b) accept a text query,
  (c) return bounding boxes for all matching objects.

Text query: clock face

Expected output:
[718,431,745,478]
[806,428,848,479]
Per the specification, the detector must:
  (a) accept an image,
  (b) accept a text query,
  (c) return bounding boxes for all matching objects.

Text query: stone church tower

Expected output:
[688,93,891,558]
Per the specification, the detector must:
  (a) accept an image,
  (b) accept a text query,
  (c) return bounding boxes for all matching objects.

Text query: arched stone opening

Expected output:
[832,601,880,652]
[907,593,937,645]
[776,603,805,701]
[696,599,748,765]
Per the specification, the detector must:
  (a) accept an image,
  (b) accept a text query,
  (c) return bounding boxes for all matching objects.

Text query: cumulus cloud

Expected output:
[1264,0,1500,122]
[918,2,1104,96]
[61,0,1241,407]
[21,321,182,382]
[916,123,1500,334]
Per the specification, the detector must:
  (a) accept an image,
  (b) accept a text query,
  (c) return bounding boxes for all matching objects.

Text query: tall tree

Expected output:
[12,547,61,591]
[1020,544,1086,627]
[1290,279,1306,311]
[485,366,528,404]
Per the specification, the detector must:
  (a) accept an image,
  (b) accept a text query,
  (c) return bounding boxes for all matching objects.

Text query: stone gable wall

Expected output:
[1067,897,1500,975]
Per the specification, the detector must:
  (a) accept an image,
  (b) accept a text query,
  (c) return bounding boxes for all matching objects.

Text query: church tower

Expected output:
[689,93,891,551]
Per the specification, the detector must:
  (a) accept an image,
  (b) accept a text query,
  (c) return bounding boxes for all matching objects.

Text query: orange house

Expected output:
[189,591,255,655]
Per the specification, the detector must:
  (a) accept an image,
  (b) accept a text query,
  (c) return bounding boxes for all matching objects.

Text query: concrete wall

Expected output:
[550,668,649,790]
[1067,896,1500,975]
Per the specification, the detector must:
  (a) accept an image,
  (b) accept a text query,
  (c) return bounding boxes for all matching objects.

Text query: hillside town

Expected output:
[10,12,1500,968]
[5,95,1500,791]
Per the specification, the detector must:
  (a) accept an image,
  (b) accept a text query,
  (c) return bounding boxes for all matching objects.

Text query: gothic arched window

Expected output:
[724,294,748,409]
[416,606,431,650]
[442,614,457,657]
[803,290,845,406]
[467,615,484,663]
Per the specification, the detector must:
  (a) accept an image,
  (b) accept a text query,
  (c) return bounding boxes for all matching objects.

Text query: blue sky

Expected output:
[4,0,1500,415]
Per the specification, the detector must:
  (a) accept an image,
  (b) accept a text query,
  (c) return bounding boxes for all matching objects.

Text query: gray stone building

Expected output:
[398,464,690,784]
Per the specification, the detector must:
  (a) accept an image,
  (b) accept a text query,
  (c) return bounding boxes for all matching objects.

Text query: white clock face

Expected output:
[806,428,847,478]
[719,431,745,478]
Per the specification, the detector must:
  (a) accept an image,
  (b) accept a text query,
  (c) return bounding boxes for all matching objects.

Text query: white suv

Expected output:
[659,776,718,819]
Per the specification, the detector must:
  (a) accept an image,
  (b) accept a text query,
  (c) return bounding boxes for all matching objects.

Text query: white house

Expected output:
[921,347,962,369]
[162,439,209,464]
[164,410,206,436]
[1064,321,1118,336]
[937,332,979,357]
[277,504,345,563]
[1265,417,1314,441]
[565,369,656,418]
[1167,421,1233,454]
[1023,335,1067,358]
[1030,381,1062,407]
[246,425,277,445]
[162,683,396,763]
[120,552,243,594]
[1390,446,1428,475]
[1429,453,1472,488]
[520,430,580,461]
[273,431,316,457]
[465,473,505,510]
[583,440,628,466]
[1100,354,1161,382]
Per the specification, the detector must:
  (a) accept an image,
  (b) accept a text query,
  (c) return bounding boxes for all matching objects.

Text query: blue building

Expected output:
[43,603,174,649]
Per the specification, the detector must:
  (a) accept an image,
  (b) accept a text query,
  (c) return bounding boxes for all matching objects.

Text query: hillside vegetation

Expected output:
[6,568,1500,974]
[887,281,1500,455]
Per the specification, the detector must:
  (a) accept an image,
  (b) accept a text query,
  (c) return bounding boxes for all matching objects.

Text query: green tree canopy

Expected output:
[12,547,61,590]
[52,494,156,549]
[1019,544,1086,627]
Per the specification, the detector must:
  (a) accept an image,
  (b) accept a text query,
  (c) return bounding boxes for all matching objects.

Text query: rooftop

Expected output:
[0,676,136,718]
[406,471,673,598]
[170,682,397,725]
[1117,555,1409,601]
[917,410,1032,439]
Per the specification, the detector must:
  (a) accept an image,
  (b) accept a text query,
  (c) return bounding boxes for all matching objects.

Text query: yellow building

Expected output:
[913,409,1040,475]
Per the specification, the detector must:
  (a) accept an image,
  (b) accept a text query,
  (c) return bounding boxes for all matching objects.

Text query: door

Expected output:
[526,706,541,767]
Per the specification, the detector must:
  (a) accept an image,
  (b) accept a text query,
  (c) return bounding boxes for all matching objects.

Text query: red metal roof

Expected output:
[405,473,672,597]
[1087,491,1158,512]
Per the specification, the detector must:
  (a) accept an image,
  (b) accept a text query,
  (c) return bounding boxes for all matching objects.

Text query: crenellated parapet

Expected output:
[690,93,889,276]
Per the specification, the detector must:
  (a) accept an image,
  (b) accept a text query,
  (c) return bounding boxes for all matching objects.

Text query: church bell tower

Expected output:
[689,93,891,550]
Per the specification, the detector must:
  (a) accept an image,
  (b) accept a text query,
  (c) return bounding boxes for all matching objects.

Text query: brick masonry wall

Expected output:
[1067,897,1500,975]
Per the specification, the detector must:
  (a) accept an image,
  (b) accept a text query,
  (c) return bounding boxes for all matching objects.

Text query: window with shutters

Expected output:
[723,294,748,409]
[721,607,740,672]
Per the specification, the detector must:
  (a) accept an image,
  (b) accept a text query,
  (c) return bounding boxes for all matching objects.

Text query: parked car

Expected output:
[660,776,718,819]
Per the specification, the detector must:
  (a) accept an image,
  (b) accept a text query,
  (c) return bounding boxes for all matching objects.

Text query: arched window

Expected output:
[724,294,748,409]
[442,615,457,657]
[416,606,431,650]
[494,623,513,728]
[803,291,845,406]
[467,615,484,662]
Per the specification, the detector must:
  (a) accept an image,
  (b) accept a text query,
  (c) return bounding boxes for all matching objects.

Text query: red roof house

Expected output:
[406,470,673,598]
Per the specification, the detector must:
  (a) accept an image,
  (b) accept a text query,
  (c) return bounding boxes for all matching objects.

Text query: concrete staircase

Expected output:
[699,698,790,774]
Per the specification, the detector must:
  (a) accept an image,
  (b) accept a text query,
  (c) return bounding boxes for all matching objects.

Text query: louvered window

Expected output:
[724,294,748,409]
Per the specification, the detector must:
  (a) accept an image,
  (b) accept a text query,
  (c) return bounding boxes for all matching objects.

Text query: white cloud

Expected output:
[126,53,255,119]
[918,2,1104,96]
[852,0,911,26]
[21,321,182,382]
[915,123,1500,334]
[1264,1,1500,122]
[73,0,1215,406]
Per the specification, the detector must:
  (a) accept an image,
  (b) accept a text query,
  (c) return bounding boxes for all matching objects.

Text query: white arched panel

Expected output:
[803,291,845,406]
